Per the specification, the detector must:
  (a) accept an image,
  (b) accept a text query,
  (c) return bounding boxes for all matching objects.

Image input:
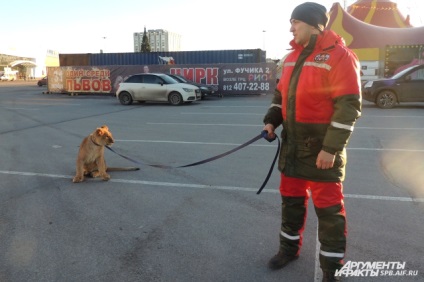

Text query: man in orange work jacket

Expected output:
[262,2,362,282]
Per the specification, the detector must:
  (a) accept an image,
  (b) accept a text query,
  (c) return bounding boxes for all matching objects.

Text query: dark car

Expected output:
[362,64,424,109]
[37,76,48,86]
[167,74,216,100]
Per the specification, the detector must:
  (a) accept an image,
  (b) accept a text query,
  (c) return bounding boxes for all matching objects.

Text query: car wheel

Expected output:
[168,92,183,105]
[119,92,133,105]
[376,90,397,109]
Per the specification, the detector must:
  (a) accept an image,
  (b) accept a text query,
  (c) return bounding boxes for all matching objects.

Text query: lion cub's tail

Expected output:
[106,167,140,172]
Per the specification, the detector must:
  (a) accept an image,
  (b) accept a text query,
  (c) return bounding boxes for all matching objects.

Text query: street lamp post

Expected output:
[262,30,266,51]
[100,36,107,53]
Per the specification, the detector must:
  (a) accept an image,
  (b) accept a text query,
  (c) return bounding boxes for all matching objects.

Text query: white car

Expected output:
[0,74,16,81]
[116,73,201,105]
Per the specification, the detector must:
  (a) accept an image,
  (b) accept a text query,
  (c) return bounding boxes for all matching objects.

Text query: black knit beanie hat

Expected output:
[290,2,329,31]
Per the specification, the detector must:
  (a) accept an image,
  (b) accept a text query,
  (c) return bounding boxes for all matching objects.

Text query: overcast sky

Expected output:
[1,0,422,60]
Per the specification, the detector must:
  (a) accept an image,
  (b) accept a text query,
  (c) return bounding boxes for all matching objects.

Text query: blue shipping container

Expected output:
[59,49,266,66]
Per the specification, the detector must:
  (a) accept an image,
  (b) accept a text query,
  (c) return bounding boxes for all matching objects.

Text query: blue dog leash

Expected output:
[105,130,280,194]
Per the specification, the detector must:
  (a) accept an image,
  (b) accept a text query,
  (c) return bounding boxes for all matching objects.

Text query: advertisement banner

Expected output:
[47,67,113,94]
[218,64,275,95]
[47,63,276,95]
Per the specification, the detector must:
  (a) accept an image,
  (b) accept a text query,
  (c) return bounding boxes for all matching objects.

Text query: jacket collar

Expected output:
[289,30,345,52]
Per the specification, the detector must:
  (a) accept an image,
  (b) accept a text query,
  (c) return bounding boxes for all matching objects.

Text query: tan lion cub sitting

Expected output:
[72,125,138,183]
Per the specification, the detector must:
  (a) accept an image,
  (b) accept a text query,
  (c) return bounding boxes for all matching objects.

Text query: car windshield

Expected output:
[174,75,189,83]
[161,75,179,84]
[391,65,421,79]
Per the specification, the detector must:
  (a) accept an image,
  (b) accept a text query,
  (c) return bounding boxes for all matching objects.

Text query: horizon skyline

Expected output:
[1,0,422,61]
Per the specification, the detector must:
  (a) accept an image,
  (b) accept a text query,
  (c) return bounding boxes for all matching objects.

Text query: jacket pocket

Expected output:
[294,137,322,168]
[296,145,318,168]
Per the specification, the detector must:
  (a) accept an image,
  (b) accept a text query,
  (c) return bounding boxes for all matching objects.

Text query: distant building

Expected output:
[133,29,182,52]
[0,49,59,78]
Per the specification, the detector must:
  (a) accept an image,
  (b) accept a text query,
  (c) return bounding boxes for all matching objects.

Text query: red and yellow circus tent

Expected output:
[347,0,412,28]
[326,1,424,62]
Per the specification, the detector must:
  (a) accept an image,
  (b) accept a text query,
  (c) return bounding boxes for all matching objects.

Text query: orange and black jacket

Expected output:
[264,30,362,182]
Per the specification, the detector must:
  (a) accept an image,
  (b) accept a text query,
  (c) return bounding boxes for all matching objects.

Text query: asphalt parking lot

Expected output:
[0,82,423,282]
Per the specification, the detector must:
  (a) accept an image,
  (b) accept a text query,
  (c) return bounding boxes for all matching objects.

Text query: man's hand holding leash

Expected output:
[263,123,276,141]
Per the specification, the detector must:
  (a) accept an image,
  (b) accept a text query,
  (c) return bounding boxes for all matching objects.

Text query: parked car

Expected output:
[116,73,201,105]
[37,76,48,86]
[1,75,14,81]
[362,64,424,109]
[167,74,216,100]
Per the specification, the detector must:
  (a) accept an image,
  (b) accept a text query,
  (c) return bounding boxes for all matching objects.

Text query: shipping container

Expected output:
[59,49,266,66]
[59,53,90,67]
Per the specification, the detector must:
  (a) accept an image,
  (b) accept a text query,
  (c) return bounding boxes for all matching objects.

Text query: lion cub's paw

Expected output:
[72,176,84,183]
[102,174,111,181]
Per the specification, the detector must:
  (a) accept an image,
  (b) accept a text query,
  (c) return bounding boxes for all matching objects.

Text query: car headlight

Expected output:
[182,88,194,92]
[200,86,207,90]
[364,81,373,88]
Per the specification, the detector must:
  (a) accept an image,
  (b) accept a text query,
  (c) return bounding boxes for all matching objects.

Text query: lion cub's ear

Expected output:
[96,128,104,136]
[101,125,109,130]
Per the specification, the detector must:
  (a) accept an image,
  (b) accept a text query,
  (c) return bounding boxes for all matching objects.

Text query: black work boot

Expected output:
[322,270,341,282]
[268,251,298,270]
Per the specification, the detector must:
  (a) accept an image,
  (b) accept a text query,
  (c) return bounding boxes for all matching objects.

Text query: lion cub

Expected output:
[72,125,138,183]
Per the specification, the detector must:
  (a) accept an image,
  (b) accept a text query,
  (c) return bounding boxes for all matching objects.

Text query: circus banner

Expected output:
[46,63,276,96]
